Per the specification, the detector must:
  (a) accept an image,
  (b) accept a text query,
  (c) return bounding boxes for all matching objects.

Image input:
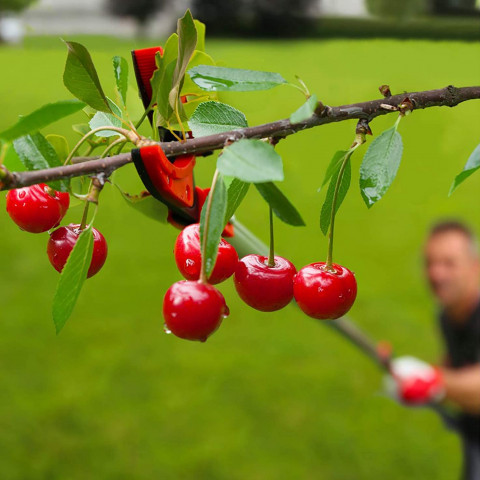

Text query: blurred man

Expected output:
[389,221,480,480]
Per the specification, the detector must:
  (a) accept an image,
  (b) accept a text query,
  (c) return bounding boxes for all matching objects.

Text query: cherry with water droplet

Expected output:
[6,183,70,233]
[163,280,229,342]
[47,223,108,278]
[174,223,238,284]
[293,262,357,319]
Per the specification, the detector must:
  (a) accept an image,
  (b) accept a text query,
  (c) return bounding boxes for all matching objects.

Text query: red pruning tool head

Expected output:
[132,46,163,111]
[131,46,197,225]
[130,46,234,236]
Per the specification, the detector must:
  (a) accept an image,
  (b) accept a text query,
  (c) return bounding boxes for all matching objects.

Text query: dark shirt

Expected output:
[439,301,480,440]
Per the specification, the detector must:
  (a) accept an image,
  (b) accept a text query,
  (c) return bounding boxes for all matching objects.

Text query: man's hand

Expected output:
[384,356,445,405]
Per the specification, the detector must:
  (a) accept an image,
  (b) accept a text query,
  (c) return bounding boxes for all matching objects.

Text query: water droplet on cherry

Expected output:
[184,258,197,275]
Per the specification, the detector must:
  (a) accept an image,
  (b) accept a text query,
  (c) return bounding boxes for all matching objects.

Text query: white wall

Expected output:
[318,0,368,17]
[18,0,369,37]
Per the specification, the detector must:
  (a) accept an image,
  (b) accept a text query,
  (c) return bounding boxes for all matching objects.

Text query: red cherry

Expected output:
[293,262,357,319]
[47,223,108,278]
[163,280,229,342]
[234,254,297,312]
[6,183,70,233]
[174,223,238,284]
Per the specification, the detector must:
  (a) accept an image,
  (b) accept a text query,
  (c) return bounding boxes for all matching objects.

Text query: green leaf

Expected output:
[82,106,97,119]
[154,57,177,128]
[255,182,305,226]
[52,224,94,334]
[45,134,69,163]
[188,101,247,137]
[224,177,250,223]
[113,56,129,106]
[320,150,349,190]
[161,33,180,69]
[88,98,123,137]
[150,21,198,130]
[72,123,91,137]
[72,123,104,146]
[0,100,85,142]
[290,94,318,124]
[218,139,284,183]
[168,10,197,116]
[149,33,178,121]
[183,96,211,119]
[449,142,480,195]
[2,143,24,171]
[199,174,227,278]
[120,191,168,223]
[194,19,206,52]
[182,50,217,97]
[320,158,351,235]
[188,65,287,92]
[359,126,403,208]
[13,133,68,191]
[63,41,111,113]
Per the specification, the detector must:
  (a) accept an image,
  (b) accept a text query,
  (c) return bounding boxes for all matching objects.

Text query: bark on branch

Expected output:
[2,85,479,191]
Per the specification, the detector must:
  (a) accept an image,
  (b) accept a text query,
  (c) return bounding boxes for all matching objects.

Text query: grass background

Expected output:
[0,35,479,479]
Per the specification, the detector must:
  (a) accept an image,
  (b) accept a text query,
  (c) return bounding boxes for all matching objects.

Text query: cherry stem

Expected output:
[80,176,105,230]
[267,206,275,268]
[199,169,220,284]
[325,143,361,270]
[79,197,90,230]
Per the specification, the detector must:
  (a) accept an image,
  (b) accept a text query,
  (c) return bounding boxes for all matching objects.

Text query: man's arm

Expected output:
[441,364,480,414]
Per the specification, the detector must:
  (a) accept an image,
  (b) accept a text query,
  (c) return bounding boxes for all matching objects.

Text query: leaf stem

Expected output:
[165,123,183,142]
[64,126,135,166]
[135,108,152,130]
[267,205,275,267]
[0,142,8,166]
[325,143,361,270]
[199,169,220,284]
[393,114,402,131]
[295,75,311,97]
[100,138,127,158]
[174,103,187,142]
[285,82,309,98]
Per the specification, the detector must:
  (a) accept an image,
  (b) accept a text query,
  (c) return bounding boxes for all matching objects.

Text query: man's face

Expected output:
[424,231,480,308]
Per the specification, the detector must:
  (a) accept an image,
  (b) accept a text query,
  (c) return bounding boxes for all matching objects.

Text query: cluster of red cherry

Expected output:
[164,224,357,342]
[5,184,357,341]
[5,184,107,277]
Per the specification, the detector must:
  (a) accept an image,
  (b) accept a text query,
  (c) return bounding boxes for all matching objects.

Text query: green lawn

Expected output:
[0,35,479,479]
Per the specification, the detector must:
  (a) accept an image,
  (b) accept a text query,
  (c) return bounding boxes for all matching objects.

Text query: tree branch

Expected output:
[1,85,479,191]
